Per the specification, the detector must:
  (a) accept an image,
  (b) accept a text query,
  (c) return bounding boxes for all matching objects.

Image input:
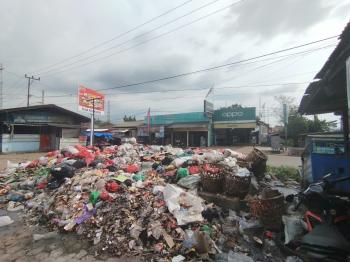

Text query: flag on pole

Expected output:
[147,108,151,135]
[205,86,214,98]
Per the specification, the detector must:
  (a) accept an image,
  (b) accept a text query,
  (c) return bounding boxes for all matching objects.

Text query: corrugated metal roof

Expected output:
[0,104,90,122]
[299,21,350,114]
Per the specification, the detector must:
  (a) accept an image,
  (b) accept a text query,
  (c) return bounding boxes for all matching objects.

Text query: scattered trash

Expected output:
[33,231,58,241]
[0,141,303,260]
[172,254,185,262]
[282,215,307,244]
[163,184,204,225]
[177,175,200,189]
[228,251,254,262]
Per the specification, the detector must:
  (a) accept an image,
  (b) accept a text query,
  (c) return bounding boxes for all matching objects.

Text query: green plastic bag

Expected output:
[176,168,189,180]
[201,225,212,236]
[89,191,100,205]
[132,173,145,182]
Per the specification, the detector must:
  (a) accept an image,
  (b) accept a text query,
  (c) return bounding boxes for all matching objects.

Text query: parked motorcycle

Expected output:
[282,173,350,261]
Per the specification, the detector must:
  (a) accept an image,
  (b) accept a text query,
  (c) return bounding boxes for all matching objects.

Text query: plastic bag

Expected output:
[228,251,254,262]
[75,204,96,224]
[282,216,307,244]
[129,137,137,144]
[163,184,204,225]
[177,175,201,189]
[237,167,251,177]
[65,145,79,155]
[38,156,48,166]
[126,164,140,173]
[49,164,76,184]
[133,173,145,182]
[176,168,189,180]
[105,181,119,192]
[0,216,14,227]
[89,191,100,205]
[46,150,60,157]
[172,158,186,168]
[189,166,200,175]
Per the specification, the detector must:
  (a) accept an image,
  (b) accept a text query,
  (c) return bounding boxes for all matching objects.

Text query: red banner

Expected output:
[78,85,105,114]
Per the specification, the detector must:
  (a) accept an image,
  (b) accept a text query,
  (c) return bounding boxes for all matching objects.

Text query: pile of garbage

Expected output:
[0,141,300,261]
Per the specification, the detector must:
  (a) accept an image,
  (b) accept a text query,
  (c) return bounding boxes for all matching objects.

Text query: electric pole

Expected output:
[25,74,40,107]
[42,90,45,104]
[0,64,3,109]
[107,100,110,123]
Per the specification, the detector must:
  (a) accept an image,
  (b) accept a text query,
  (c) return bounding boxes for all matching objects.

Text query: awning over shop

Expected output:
[214,122,256,129]
[113,129,130,133]
[167,123,208,131]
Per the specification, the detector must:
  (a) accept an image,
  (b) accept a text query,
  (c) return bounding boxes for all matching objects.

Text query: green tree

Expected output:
[123,115,136,121]
[274,96,337,146]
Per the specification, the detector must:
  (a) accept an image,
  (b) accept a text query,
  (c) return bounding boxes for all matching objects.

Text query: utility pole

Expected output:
[25,74,40,107]
[107,100,110,123]
[41,90,45,104]
[0,64,3,109]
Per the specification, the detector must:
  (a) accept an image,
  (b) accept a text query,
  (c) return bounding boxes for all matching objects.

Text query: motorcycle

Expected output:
[282,173,350,261]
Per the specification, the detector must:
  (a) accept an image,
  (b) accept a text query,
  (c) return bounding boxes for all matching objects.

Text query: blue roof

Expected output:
[144,112,208,125]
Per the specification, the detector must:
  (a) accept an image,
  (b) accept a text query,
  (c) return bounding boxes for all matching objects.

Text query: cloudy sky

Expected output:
[1,0,349,125]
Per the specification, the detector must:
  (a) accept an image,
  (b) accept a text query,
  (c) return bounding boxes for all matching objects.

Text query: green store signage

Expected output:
[214,107,256,122]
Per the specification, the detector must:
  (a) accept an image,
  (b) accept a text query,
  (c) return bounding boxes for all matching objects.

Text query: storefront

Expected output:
[131,106,257,147]
[213,106,256,146]
[138,112,209,147]
[0,104,89,153]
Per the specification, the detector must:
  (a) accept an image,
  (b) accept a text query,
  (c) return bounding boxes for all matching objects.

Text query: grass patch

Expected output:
[267,165,300,182]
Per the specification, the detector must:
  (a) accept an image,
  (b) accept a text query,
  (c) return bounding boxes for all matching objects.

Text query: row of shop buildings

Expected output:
[114,106,269,147]
[0,103,268,153]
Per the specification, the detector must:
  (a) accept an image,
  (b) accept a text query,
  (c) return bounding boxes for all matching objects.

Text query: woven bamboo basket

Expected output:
[200,164,224,193]
[224,171,251,198]
[249,188,284,231]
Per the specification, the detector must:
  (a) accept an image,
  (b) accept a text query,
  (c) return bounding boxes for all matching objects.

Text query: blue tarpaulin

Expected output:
[82,131,113,138]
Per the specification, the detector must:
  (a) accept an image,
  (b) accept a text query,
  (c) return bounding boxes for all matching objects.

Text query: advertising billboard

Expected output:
[78,85,105,114]
[214,106,256,122]
[204,100,214,116]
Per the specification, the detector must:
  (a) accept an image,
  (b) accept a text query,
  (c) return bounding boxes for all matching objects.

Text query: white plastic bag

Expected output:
[163,184,204,225]
[0,216,14,227]
[65,146,79,155]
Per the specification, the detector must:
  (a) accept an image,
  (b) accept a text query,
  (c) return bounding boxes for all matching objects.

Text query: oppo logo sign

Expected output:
[222,111,244,118]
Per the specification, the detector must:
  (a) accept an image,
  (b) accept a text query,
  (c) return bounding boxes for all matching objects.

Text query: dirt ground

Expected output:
[0,209,140,262]
[0,152,44,170]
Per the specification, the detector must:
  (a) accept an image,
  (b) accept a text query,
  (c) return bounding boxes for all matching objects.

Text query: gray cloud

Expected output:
[0,0,348,126]
[224,0,334,39]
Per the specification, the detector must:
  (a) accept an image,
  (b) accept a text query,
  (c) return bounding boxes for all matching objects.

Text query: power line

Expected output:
[30,0,193,74]
[41,41,335,98]
[40,0,245,77]
[37,0,223,75]
[43,81,312,104]
[93,35,338,91]
[215,43,335,86]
